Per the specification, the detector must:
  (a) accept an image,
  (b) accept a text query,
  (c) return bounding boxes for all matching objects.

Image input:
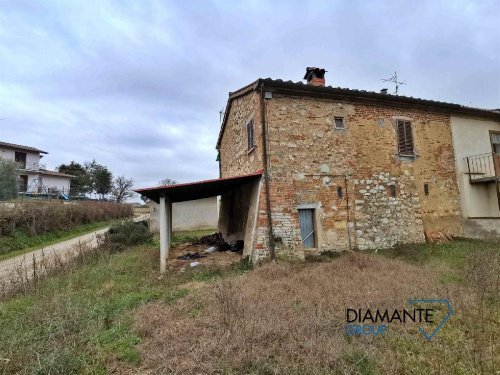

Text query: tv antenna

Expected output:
[382,71,406,95]
[219,107,225,125]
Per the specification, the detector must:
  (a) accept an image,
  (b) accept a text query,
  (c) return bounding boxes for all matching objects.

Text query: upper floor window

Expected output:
[396,120,414,155]
[14,152,27,168]
[491,131,500,154]
[247,119,255,151]
[334,117,345,130]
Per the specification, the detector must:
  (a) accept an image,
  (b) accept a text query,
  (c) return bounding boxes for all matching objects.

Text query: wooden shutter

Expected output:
[247,120,254,150]
[397,120,414,155]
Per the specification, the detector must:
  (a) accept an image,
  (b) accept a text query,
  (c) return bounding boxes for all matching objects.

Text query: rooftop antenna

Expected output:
[219,107,225,125]
[381,71,406,95]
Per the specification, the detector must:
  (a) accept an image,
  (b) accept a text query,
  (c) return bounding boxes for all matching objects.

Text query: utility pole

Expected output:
[382,71,406,95]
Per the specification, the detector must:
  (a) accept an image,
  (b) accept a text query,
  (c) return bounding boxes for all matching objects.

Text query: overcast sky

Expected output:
[1,0,499,189]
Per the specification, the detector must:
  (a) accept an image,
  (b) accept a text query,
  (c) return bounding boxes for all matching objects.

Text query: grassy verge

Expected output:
[0,220,119,261]
[1,237,498,374]
[0,232,249,374]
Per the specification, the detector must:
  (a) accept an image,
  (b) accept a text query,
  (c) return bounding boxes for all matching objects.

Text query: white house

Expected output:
[450,116,500,237]
[0,141,73,196]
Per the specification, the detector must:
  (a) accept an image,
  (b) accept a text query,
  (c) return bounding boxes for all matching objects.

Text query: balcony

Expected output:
[465,152,500,184]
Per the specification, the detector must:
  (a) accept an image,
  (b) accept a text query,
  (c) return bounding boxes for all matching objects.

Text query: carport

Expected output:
[135,170,263,272]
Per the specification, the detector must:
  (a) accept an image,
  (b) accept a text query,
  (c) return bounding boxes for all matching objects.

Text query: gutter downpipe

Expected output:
[260,82,276,261]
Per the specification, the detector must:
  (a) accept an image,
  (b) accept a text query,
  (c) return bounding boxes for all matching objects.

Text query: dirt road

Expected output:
[0,215,149,282]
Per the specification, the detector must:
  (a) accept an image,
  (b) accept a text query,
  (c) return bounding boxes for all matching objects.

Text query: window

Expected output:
[491,131,500,154]
[396,120,414,155]
[337,186,344,199]
[15,152,27,168]
[334,117,345,130]
[424,183,429,196]
[246,119,255,151]
[389,185,397,198]
[298,208,316,248]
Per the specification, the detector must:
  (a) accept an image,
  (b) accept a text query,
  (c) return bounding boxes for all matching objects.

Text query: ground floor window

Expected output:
[298,208,316,248]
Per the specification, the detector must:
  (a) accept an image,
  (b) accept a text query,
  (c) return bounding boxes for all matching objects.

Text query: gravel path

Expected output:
[0,215,149,282]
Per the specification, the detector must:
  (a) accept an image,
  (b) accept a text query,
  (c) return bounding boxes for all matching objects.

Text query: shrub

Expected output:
[0,159,19,200]
[0,201,133,236]
[104,220,152,252]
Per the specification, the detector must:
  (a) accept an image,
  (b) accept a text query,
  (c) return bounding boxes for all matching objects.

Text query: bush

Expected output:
[0,201,133,236]
[0,159,19,200]
[104,220,152,252]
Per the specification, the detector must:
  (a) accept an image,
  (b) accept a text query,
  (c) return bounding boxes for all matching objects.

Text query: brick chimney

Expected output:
[304,67,326,86]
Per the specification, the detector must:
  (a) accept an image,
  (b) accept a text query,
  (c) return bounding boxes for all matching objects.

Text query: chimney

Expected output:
[304,67,326,87]
[380,88,388,94]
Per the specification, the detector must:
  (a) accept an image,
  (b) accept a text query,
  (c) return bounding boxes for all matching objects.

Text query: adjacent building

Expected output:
[0,141,73,195]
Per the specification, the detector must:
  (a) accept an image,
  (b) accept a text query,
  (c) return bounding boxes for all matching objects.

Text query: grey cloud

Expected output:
[0,0,499,193]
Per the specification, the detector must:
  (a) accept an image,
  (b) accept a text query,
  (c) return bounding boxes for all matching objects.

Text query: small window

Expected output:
[396,120,414,155]
[424,183,429,196]
[334,117,345,130]
[298,208,316,248]
[337,186,343,199]
[15,152,27,168]
[389,185,397,198]
[247,119,255,151]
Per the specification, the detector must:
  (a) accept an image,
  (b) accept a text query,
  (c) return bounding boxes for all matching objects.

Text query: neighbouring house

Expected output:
[450,117,500,237]
[149,197,219,232]
[136,67,500,270]
[0,141,73,196]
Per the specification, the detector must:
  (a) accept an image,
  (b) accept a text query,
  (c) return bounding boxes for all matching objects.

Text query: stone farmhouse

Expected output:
[137,67,500,269]
[0,141,73,196]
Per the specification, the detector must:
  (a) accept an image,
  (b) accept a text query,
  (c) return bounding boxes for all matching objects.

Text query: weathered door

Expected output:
[298,208,315,248]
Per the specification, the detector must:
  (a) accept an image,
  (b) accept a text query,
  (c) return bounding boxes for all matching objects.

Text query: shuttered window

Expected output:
[298,209,316,248]
[397,120,414,155]
[247,119,255,151]
[491,132,500,154]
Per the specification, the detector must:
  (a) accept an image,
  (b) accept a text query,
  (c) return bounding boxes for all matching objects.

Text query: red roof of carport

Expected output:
[134,170,263,203]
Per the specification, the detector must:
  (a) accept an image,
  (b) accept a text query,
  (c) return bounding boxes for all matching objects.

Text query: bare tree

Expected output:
[158,178,177,186]
[111,176,135,203]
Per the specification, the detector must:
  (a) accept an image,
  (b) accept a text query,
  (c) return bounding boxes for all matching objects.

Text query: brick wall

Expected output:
[261,94,462,257]
[218,90,463,260]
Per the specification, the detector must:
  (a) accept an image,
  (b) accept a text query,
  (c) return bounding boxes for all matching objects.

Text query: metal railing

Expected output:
[465,152,500,183]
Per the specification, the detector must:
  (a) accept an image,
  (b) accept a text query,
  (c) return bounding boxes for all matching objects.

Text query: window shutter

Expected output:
[397,120,414,154]
[247,119,254,150]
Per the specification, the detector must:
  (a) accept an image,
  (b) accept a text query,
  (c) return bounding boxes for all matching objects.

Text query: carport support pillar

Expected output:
[159,194,172,273]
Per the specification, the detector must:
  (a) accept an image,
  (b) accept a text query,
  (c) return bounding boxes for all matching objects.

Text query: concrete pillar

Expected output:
[168,200,172,245]
[159,194,167,272]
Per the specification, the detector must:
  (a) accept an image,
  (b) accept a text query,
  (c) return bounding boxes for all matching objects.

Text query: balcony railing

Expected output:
[465,152,500,183]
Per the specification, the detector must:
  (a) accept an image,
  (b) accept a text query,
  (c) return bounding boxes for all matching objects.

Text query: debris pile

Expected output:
[424,230,453,244]
[177,252,206,260]
[191,232,229,249]
[175,233,245,268]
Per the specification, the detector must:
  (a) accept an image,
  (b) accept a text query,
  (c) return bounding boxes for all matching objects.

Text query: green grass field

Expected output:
[0,236,498,374]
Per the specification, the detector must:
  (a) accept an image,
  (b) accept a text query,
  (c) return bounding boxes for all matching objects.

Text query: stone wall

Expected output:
[260,94,462,258]
[219,91,264,178]
[353,171,425,250]
[218,90,463,260]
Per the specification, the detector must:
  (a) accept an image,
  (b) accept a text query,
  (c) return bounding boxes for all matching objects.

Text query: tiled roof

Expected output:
[0,141,48,154]
[216,78,500,148]
[37,169,74,178]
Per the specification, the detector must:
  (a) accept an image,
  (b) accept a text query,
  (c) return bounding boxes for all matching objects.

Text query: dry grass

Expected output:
[0,237,106,300]
[133,252,474,374]
[0,201,132,237]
